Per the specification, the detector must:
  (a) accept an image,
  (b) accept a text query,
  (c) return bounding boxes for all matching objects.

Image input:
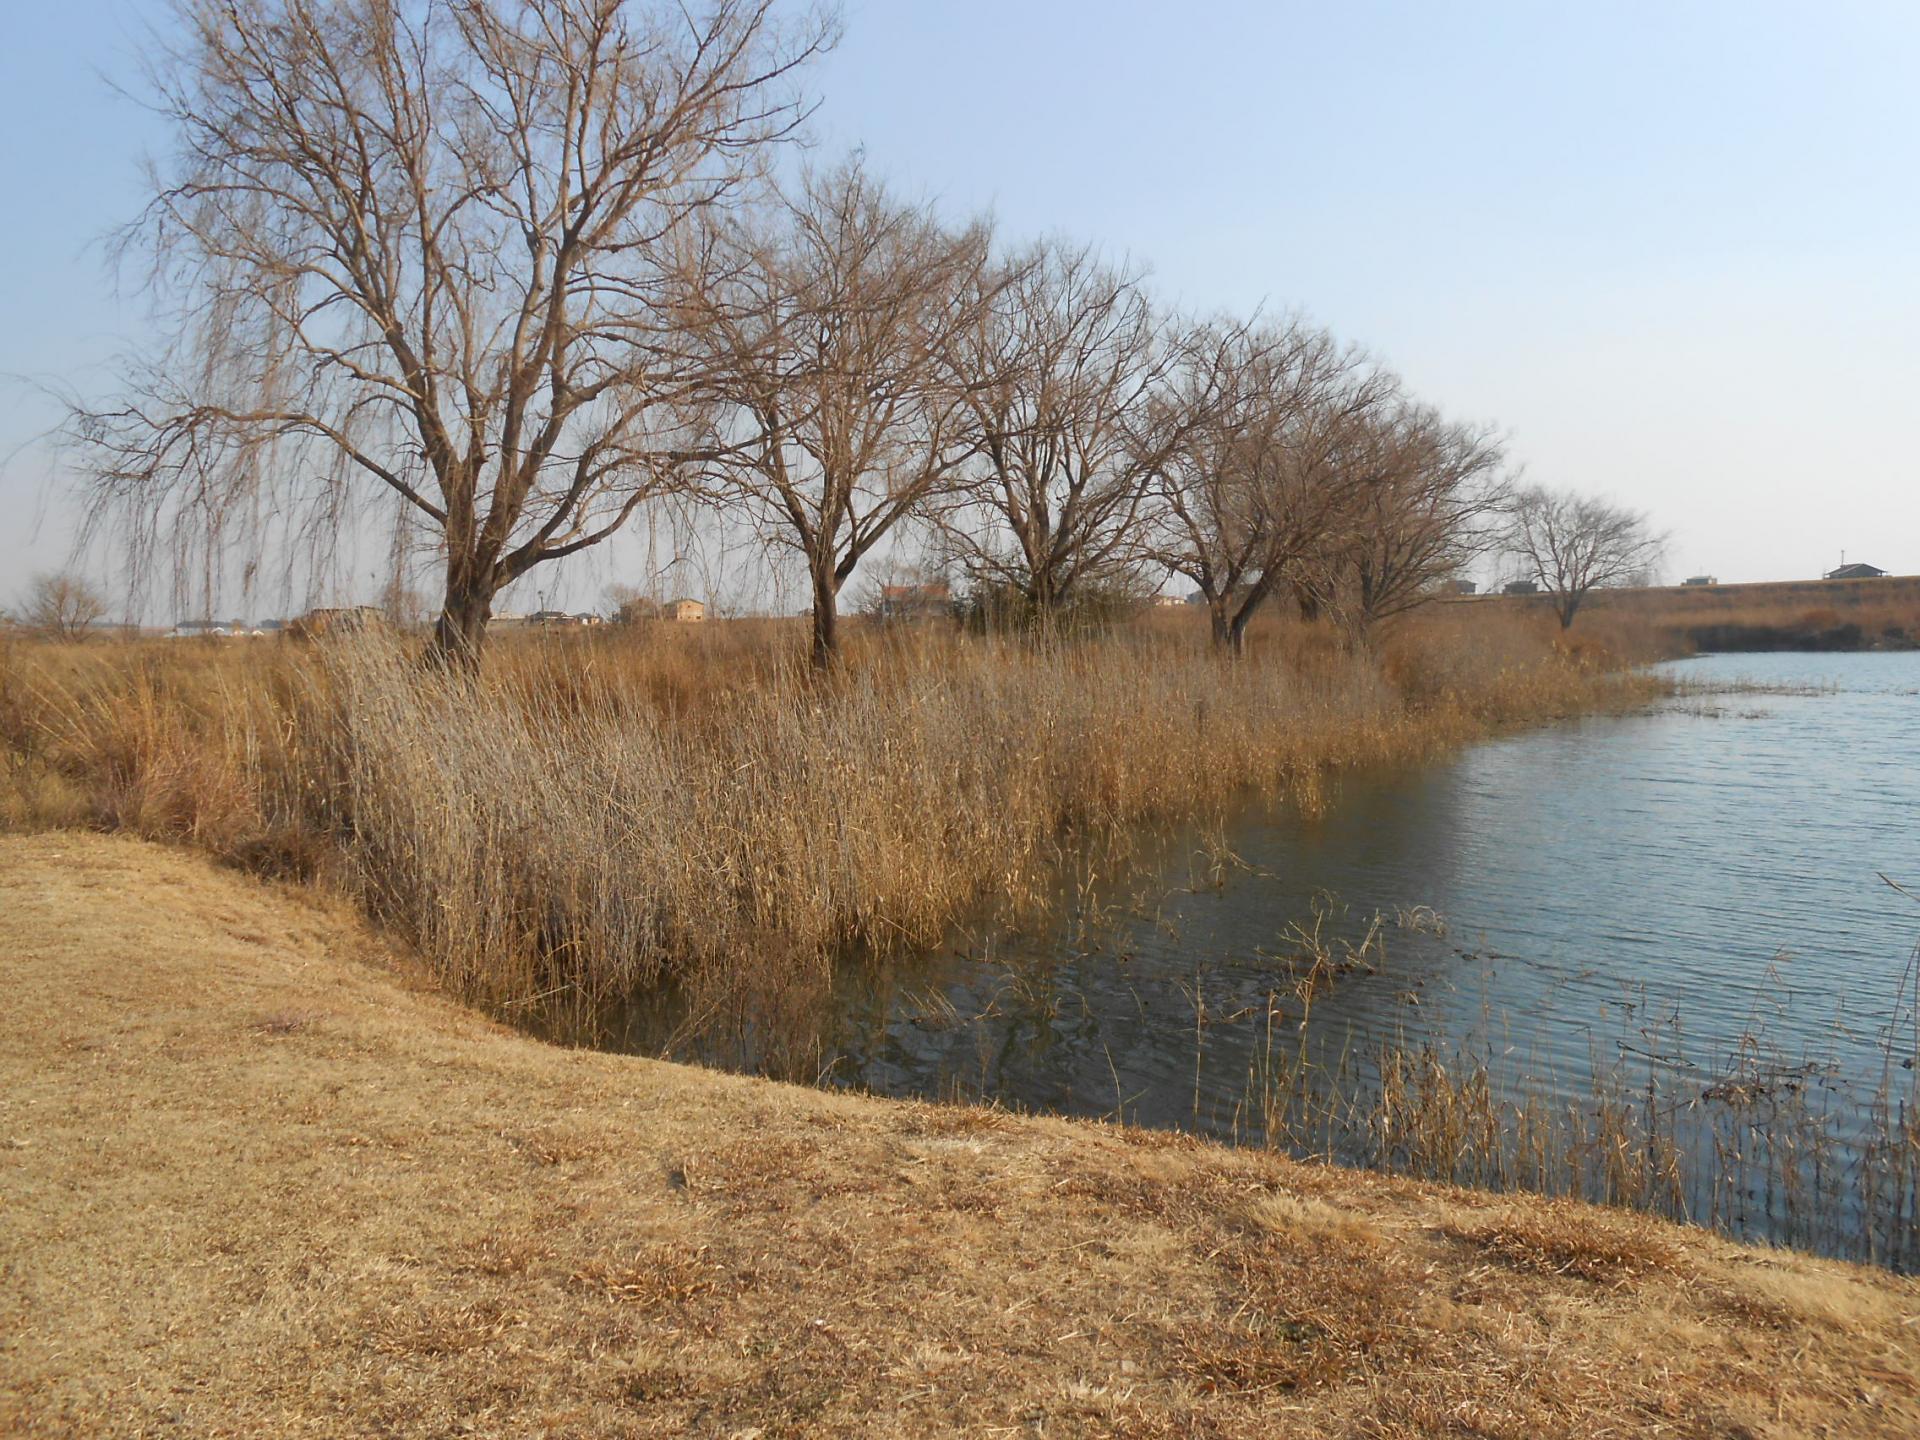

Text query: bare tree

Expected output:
[22,573,111,641]
[1503,485,1665,628]
[932,241,1179,624]
[681,160,992,666]
[68,0,833,666]
[1149,320,1389,654]
[1320,404,1508,637]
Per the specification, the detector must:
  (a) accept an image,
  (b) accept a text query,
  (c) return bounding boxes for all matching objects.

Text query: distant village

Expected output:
[158,598,710,639]
[5,558,1899,641]
[1435,558,1888,600]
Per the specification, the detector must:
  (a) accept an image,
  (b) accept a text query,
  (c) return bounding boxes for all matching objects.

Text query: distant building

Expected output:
[1682,575,1718,587]
[665,598,706,623]
[1501,579,1539,596]
[528,610,602,627]
[1183,591,1207,606]
[1151,592,1185,607]
[1825,562,1887,580]
[1442,578,1477,596]
[877,583,949,621]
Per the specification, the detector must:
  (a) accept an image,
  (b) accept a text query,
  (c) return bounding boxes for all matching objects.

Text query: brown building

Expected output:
[878,583,951,620]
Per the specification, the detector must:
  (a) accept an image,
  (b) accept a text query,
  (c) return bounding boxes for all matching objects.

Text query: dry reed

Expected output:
[0,609,1662,1042]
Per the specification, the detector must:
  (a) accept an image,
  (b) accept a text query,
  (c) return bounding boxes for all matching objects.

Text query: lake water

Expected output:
[628,651,1920,1262]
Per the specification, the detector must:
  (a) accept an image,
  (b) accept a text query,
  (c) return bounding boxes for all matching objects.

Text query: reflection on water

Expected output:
[616,651,1920,1263]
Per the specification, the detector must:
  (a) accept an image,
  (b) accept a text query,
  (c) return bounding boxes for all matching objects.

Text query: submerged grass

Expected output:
[1207,887,1920,1269]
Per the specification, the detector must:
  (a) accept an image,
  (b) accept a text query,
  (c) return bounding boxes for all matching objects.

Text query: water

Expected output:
[624,651,1920,1260]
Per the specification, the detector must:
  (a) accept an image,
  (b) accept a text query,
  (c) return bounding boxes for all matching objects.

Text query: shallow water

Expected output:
[619,651,1920,1259]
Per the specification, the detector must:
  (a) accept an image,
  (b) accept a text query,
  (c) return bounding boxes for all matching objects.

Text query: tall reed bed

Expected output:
[0,610,1663,1037]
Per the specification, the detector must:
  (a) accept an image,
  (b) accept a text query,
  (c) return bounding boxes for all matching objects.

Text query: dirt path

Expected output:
[2,832,1915,1437]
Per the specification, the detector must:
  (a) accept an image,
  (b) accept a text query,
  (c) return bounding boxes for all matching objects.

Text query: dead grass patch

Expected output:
[453,1231,554,1279]
[370,1297,531,1357]
[248,1008,320,1035]
[497,1124,611,1168]
[1445,1200,1693,1286]
[571,1245,719,1307]
[1244,1190,1386,1251]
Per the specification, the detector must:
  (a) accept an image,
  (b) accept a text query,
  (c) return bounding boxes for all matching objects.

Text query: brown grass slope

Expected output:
[3,833,1917,1439]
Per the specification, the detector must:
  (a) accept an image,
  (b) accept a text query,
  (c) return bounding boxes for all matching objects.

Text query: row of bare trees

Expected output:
[672,170,1516,662]
[64,0,1653,667]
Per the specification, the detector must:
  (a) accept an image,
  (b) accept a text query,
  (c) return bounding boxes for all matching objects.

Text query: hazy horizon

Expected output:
[3,0,1915,619]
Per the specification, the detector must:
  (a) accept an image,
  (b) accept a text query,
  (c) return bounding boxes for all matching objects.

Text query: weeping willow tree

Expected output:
[69,0,832,664]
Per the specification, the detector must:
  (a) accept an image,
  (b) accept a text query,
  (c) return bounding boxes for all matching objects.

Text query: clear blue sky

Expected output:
[3,0,1916,616]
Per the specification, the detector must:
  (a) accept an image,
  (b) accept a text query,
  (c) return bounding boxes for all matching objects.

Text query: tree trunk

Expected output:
[1227,608,1251,656]
[809,570,840,669]
[1208,598,1233,652]
[427,573,493,672]
[1026,570,1057,635]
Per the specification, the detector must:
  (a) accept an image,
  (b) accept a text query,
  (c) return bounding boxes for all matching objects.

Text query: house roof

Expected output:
[1826,563,1887,579]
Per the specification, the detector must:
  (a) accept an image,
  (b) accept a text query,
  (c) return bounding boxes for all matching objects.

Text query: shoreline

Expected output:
[4,831,1917,1437]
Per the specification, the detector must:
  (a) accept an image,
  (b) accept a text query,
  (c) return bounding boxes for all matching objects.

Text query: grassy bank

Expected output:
[0,608,1666,1042]
[4,831,1916,1438]
[1465,573,1920,652]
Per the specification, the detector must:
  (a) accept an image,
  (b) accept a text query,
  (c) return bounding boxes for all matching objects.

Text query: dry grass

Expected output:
[1464,572,1920,651]
[0,608,1665,1044]
[4,831,1917,1438]
[1443,1201,1691,1287]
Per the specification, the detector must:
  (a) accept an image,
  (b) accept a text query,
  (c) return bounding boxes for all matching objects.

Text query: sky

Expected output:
[2,0,1916,618]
